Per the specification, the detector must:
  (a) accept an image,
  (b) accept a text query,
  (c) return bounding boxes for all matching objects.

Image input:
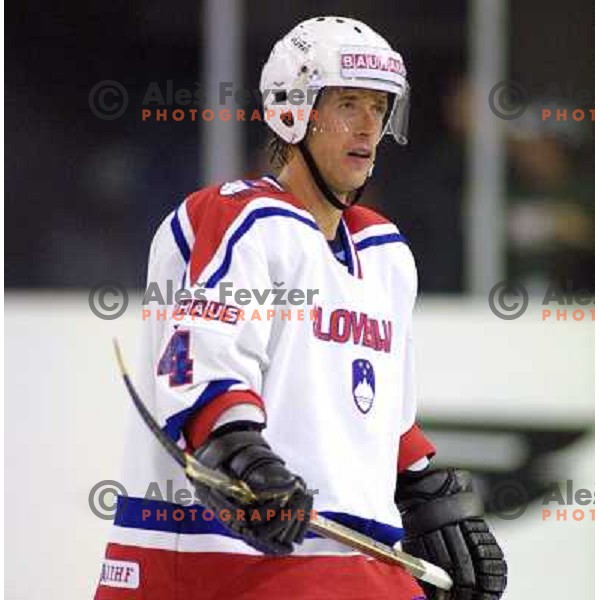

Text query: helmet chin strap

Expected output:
[298,140,368,211]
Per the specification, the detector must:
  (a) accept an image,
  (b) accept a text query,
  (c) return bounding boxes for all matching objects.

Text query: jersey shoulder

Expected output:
[181,177,310,284]
[184,176,308,236]
[345,204,408,245]
[345,204,392,231]
[346,205,415,295]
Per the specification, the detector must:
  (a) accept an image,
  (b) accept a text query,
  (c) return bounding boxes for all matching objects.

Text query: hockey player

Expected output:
[96,16,506,599]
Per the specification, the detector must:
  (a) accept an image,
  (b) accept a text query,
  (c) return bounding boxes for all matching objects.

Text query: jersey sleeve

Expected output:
[395,244,436,472]
[151,188,274,450]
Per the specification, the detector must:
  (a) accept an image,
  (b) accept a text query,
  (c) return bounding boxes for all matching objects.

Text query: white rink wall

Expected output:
[5,293,594,599]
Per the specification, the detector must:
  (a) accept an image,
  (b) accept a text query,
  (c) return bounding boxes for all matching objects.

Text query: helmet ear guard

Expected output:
[262,58,323,144]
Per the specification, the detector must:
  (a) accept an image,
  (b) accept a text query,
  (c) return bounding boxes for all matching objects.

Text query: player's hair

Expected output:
[266,130,294,172]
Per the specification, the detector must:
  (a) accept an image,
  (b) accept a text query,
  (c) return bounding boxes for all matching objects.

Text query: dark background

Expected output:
[5,0,594,292]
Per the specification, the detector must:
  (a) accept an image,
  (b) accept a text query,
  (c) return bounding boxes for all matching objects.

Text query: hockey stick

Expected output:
[113,338,452,592]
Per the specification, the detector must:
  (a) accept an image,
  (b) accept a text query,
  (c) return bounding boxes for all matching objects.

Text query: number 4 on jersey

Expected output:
[157,330,194,386]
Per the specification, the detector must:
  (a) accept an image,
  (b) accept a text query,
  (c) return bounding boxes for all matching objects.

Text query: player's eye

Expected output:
[373,102,387,116]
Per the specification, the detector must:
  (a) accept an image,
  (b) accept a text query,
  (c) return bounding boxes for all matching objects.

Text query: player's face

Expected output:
[306,87,388,197]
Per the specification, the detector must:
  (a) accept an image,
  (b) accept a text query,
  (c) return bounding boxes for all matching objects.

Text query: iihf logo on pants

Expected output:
[352,359,375,414]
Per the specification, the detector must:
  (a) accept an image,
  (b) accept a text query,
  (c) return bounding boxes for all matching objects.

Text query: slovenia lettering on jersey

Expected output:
[312,305,393,353]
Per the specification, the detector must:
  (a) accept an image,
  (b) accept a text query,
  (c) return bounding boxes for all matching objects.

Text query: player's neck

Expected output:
[277,159,346,241]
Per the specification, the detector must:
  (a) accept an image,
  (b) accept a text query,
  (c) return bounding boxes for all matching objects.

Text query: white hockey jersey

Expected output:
[95,176,434,600]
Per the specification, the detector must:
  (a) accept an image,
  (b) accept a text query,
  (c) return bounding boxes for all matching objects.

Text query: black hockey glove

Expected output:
[192,422,313,556]
[396,468,507,600]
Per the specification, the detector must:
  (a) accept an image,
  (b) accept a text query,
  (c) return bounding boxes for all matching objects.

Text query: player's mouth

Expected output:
[345,146,373,169]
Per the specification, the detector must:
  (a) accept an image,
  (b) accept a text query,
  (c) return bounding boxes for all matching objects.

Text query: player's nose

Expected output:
[354,106,380,139]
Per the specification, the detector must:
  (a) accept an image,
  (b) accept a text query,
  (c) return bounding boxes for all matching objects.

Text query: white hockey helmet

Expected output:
[260,16,410,145]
